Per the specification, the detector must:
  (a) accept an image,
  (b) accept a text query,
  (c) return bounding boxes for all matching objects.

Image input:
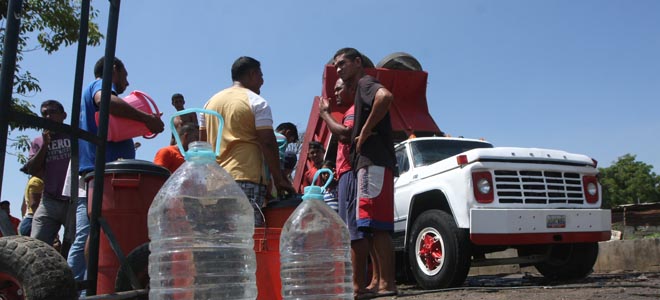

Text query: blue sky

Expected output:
[2,0,659,215]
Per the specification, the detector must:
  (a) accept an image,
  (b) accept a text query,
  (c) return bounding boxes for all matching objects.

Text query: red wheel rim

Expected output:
[0,272,24,300]
[415,227,445,276]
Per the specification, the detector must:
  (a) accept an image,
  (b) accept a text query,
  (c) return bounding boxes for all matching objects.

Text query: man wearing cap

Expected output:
[302,141,325,187]
[274,122,299,181]
[275,122,299,155]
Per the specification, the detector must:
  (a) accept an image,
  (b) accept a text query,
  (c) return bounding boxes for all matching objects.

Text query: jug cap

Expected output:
[301,168,333,201]
[171,108,224,160]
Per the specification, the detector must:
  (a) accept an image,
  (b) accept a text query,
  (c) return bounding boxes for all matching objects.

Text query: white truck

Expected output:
[294,53,612,290]
[393,136,611,289]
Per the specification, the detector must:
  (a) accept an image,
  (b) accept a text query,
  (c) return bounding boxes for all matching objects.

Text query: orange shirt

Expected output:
[154,145,185,174]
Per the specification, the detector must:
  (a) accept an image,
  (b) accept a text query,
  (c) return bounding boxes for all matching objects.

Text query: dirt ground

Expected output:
[383,272,660,300]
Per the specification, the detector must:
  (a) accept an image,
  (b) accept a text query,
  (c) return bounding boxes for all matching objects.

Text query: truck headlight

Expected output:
[477,178,491,194]
[587,182,597,196]
[582,175,599,203]
[472,171,494,203]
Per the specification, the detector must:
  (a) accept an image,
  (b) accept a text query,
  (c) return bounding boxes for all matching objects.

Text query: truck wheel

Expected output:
[407,210,470,289]
[533,243,599,280]
[115,242,150,299]
[376,52,423,71]
[0,236,77,300]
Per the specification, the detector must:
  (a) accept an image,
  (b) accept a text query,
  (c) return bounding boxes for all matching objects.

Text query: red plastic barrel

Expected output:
[254,196,301,299]
[254,227,282,300]
[85,159,170,295]
[262,196,301,228]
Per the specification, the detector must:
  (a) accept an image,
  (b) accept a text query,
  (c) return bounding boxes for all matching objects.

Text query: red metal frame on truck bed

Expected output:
[293,64,443,193]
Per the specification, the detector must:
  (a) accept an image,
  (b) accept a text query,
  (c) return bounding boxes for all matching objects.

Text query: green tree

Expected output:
[1,0,103,163]
[599,154,660,208]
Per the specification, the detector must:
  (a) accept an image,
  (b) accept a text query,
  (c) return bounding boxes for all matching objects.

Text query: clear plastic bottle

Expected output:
[279,169,353,299]
[148,109,256,299]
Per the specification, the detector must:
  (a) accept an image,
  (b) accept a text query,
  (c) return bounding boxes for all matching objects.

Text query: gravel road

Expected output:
[379,272,660,300]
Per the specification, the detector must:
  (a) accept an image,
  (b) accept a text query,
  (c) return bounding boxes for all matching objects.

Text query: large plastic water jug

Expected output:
[148,109,257,299]
[279,168,353,299]
[95,90,161,141]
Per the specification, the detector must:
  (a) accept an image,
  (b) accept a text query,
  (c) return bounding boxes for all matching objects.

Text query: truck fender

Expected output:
[404,189,456,250]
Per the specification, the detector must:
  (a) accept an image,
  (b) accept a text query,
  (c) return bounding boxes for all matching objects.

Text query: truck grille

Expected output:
[493,170,585,204]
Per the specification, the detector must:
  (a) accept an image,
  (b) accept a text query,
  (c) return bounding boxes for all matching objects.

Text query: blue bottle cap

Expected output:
[171,108,224,161]
[302,186,324,200]
[185,141,216,159]
[301,168,333,201]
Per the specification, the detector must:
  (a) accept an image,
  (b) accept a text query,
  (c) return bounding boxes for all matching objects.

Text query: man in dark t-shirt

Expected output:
[23,100,72,247]
[333,47,397,297]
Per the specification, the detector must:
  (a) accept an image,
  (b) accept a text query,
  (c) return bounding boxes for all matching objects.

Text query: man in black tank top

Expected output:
[333,47,398,297]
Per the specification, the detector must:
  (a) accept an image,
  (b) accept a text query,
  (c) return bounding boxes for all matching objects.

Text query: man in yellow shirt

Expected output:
[19,174,44,236]
[204,56,294,226]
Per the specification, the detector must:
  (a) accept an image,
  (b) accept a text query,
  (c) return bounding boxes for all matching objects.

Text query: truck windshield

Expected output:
[410,139,493,167]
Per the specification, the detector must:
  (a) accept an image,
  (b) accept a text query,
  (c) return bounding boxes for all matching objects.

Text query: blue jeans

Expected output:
[18,215,32,236]
[67,197,89,288]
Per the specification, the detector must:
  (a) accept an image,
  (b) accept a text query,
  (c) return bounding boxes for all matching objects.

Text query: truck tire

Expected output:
[376,52,423,71]
[532,243,599,280]
[115,242,150,299]
[407,210,471,289]
[0,236,77,300]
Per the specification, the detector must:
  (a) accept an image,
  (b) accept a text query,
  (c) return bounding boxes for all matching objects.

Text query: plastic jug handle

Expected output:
[171,108,224,157]
[132,90,160,139]
[311,168,334,190]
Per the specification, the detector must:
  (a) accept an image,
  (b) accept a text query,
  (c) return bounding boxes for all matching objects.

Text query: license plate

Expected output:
[546,215,566,228]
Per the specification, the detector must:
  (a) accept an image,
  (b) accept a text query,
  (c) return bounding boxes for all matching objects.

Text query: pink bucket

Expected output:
[95,90,161,142]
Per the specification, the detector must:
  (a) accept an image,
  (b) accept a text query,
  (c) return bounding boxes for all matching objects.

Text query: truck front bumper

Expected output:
[469,208,611,245]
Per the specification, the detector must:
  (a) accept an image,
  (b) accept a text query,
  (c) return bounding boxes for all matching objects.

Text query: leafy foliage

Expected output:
[599,154,660,208]
[7,133,29,164]
[0,0,103,159]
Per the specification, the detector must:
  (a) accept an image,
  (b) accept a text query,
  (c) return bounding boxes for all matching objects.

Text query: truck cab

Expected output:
[393,136,611,288]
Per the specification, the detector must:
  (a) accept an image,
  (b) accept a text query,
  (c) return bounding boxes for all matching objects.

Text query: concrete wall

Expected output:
[468,238,660,276]
[594,238,660,273]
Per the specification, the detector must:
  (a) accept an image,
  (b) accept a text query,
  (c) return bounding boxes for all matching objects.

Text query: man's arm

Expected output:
[356,87,393,152]
[319,98,352,143]
[256,128,294,194]
[24,136,47,176]
[94,91,164,134]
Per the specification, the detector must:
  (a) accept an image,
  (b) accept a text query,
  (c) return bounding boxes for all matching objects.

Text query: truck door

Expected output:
[394,144,415,232]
